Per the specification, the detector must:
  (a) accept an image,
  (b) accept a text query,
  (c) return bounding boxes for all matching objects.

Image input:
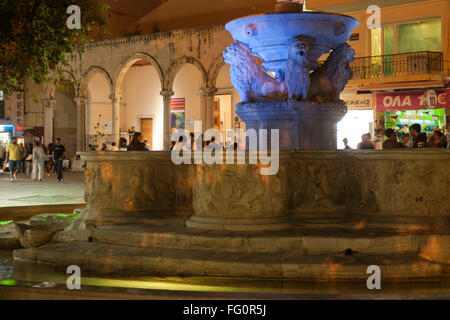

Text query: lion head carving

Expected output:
[308,43,355,103]
[223,42,286,102]
[285,35,318,101]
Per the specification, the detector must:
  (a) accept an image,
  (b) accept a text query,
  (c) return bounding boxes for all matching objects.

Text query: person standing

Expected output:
[32,140,47,182]
[19,142,25,173]
[53,138,66,182]
[4,137,22,182]
[128,126,136,142]
[24,143,33,177]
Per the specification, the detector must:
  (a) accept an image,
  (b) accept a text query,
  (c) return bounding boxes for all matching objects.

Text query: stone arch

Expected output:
[61,69,78,92]
[80,66,114,97]
[207,56,226,89]
[165,56,207,90]
[114,52,164,95]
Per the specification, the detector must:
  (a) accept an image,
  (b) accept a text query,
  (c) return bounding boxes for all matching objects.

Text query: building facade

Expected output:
[5,0,449,154]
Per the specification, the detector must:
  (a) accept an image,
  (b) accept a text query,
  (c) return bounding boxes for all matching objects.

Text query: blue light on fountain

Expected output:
[223,2,359,150]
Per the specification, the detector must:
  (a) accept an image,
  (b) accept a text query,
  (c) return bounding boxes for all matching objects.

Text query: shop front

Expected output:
[376,89,449,139]
[337,92,374,149]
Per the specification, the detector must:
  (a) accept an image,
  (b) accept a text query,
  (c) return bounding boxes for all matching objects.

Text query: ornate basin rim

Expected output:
[225,11,359,25]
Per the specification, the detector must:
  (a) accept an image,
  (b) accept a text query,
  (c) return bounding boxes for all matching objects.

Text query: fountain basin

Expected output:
[225,12,359,72]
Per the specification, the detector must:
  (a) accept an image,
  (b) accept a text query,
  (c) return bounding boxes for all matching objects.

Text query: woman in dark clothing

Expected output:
[127,132,147,151]
[409,123,427,148]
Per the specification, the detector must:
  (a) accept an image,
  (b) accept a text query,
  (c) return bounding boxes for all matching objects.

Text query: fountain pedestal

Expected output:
[237,101,347,150]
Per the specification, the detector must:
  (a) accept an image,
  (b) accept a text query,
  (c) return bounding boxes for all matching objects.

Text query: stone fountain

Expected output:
[223,4,358,149]
[9,3,449,284]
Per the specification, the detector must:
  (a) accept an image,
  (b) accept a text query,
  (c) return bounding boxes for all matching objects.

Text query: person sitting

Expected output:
[119,137,128,150]
[110,142,119,151]
[409,123,427,148]
[429,130,445,148]
[172,135,191,152]
[127,132,147,151]
[205,136,220,151]
[382,128,401,149]
[400,133,412,148]
[343,138,352,150]
[357,133,375,149]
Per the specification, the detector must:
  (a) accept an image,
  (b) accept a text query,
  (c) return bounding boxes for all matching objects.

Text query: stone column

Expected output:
[200,88,216,130]
[42,99,56,146]
[74,97,86,152]
[110,94,122,144]
[160,90,174,150]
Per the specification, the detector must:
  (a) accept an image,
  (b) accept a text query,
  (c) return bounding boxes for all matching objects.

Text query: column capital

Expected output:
[73,96,86,106]
[160,90,175,97]
[109,93,122,103]
[41,99,56,108]
[200,87,217,96]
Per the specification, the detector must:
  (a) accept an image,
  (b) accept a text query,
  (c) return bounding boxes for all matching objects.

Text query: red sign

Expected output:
[376,89,450,111]
[170,98,185,111]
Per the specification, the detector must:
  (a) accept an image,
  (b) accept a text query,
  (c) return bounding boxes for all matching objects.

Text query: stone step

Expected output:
[13,242,443,280]
[64,223,427,255]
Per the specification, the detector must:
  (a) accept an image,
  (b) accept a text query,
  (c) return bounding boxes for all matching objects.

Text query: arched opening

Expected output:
[214,64,245,148]
[54,83,77,157]
[117,58,163,150]
[172,63,203,135]
[84,72,112,149]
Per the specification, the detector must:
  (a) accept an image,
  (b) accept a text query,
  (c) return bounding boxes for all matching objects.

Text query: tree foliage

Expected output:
[0,0,109,95]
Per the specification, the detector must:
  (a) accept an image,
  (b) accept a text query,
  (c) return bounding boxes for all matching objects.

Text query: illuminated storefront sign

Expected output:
[340,93,373,109]
[376,89,449,111]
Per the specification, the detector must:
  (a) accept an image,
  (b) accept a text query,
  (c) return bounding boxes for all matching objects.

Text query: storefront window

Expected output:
[383,26,395,76]
[397,19,441,53]
[337,109,374,149]
[371,19,441,56]
[385,109,446,135]
[383,26,395,55]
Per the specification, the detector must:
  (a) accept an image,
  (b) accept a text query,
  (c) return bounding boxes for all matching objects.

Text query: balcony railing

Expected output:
[349,51,444,80]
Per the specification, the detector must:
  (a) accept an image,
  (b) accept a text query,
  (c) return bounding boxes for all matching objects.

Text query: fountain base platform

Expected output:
[9,150,450,281]
[13,214,450,281]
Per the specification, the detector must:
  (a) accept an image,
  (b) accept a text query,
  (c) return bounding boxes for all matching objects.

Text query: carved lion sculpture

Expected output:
[285,36,318,102]
[223,42,287,103]
[308,43,355,103]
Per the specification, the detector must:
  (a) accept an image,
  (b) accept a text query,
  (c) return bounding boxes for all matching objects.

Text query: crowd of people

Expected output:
[90,127,240,152]
[1,137,66,183]
[344,123,448,150]
[170,133,239,152]
[87,128,151,152]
